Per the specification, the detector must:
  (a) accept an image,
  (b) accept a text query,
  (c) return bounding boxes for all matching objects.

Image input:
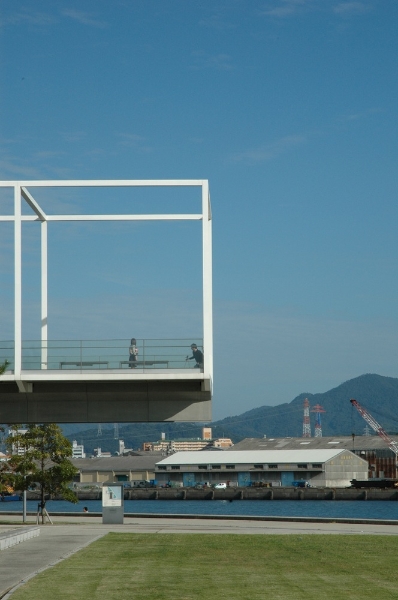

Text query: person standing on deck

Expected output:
[129,338,138,368]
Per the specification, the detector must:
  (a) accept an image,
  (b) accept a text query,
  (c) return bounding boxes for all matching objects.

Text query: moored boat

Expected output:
[0,494,22,502]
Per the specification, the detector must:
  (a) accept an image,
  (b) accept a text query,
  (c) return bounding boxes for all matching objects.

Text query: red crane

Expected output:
[350,398,398,457]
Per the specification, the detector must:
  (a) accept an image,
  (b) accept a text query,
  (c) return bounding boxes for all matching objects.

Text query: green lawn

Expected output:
[10,533,398,600]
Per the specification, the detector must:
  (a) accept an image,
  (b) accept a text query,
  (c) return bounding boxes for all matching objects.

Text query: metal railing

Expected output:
[0,339,204,372]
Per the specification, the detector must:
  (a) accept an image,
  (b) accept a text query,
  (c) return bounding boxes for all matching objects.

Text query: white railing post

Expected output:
[41,220,48,369]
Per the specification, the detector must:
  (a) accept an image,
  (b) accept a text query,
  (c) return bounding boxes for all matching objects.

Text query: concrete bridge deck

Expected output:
[0,371,211,422]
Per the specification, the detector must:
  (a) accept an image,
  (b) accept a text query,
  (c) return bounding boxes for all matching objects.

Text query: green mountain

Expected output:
[213,373,398,442]
[63,374,398,455]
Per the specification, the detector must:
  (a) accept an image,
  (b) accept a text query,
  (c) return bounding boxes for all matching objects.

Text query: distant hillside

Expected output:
[212,373,398,442]
[61,374,398,455]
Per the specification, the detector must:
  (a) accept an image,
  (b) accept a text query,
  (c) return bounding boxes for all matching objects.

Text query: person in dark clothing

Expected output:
[129,338,138,368]
[186,343,204,369]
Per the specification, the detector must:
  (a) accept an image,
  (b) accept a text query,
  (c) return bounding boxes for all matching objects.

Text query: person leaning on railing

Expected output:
[186,343,204,368]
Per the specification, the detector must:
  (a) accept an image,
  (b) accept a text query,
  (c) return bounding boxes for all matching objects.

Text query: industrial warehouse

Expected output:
[231,436,398,480]
[154,449,368,488]
[68,435,397,488]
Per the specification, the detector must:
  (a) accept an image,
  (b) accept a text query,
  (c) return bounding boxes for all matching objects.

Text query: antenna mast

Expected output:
[311,404,326,437]
[302,398,311,438]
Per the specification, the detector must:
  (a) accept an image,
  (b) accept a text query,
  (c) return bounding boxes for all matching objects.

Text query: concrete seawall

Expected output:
[122,487,398,501]
[25,487,398,502]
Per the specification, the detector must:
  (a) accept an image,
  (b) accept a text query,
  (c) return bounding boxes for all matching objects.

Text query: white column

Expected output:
[14,184,22,377]
[202,181,213,387]
[41,220,48,368]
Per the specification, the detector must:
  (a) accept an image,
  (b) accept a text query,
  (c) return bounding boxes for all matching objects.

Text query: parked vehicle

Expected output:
[214,483,227,489]
[292,481,311,488]
[132,480,156,488]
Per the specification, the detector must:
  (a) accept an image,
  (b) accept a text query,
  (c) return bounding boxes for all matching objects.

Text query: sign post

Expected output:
[102,482,124,524]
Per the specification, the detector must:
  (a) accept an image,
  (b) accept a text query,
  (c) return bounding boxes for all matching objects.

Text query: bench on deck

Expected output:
[119,360,169,368]
[59,361,109,369]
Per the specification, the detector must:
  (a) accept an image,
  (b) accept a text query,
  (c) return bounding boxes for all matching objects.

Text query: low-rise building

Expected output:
[212,438,234,449]
[144,438,233,452]
[116,440,135,455]
[8,429,28,456]
[93,447,112,458]
[72,440,85,459]
[142,426,233,453]
[155,449,368,488]
[72,454,161,484]
[230,436,398,479]
[144,439,209,452]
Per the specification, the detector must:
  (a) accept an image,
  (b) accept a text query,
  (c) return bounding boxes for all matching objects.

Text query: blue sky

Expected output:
[1,1,398,420]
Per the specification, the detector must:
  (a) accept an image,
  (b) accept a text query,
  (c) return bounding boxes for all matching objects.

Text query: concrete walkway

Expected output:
[1,515,398,598]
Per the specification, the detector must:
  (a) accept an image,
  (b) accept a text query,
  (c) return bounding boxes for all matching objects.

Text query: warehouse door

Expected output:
[238,472,250,487]
[281,472,294,486]
[183,473,196,487]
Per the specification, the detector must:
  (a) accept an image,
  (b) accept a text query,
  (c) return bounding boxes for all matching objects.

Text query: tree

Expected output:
[0,360,9,375]
[6,424,78,522]
[0,457,14,495]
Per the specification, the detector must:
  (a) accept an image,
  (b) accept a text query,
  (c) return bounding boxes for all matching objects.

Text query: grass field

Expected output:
[9,533,398,599]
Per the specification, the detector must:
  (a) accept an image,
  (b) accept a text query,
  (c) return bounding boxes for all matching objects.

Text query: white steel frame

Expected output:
[0,180,213,391]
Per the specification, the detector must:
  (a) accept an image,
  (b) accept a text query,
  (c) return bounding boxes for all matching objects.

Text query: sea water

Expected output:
[0,499,396,520]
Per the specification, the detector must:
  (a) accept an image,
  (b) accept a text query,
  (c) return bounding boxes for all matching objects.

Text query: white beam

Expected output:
[0,179,205,188]
[45,214,202,222]
[0,214,202,222]
[202,181,213,390]
[0,216,29,222]
[21,187,47,220]
[14,185,22,377]
[16,381,32,393]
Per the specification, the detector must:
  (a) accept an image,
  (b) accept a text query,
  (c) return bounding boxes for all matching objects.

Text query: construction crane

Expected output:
[350,398,398,457]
